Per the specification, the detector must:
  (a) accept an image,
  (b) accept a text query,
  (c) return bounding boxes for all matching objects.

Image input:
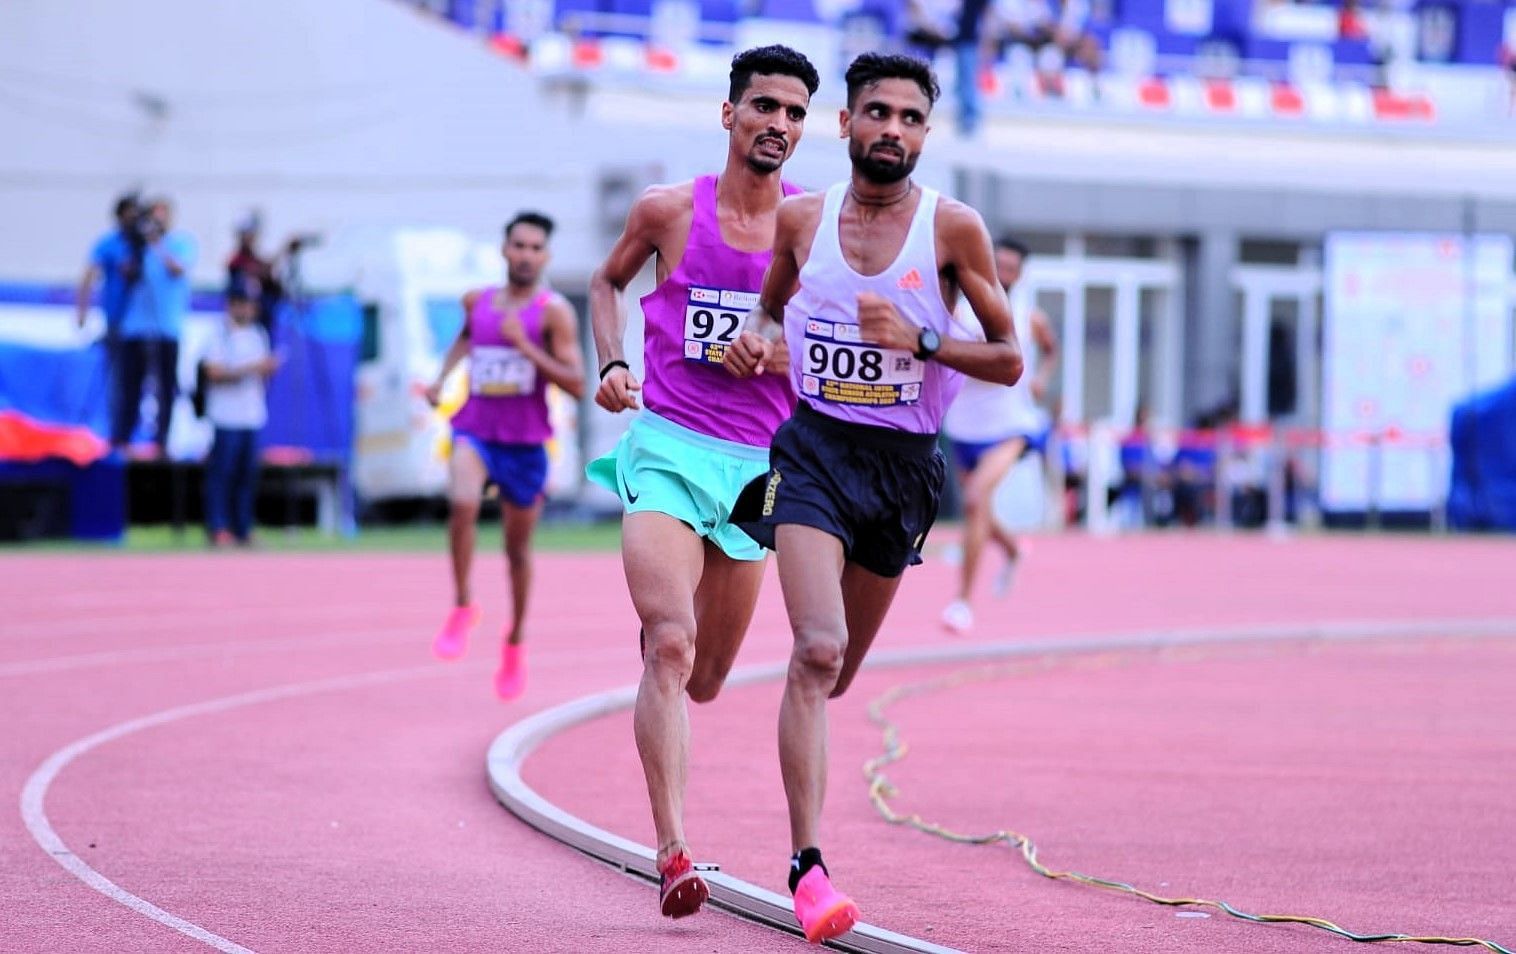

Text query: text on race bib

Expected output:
[471,345,536,396]
[800,319,923,407]
[683,286,757,365]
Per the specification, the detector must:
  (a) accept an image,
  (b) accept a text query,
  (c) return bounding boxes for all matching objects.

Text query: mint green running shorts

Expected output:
[586,410,771,562]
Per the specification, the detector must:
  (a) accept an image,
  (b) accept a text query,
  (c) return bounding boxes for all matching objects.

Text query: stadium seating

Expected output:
[415,0,1516,127]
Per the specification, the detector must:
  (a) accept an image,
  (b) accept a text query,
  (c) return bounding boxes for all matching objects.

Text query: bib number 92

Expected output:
[688,308,740,343]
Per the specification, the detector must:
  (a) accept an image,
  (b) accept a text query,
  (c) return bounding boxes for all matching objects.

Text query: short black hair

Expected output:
[996,235,1030,259]
[844,52,940,110]
[506,211,554,240]
[728,44,820,103]
[225,276,258,303]
[114,193,139,218]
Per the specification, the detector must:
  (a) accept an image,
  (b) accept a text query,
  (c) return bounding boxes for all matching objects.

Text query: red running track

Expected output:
[3,534,1514,952]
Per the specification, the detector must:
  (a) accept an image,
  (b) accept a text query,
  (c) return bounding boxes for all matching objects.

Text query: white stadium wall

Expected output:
[3,0,1515,462]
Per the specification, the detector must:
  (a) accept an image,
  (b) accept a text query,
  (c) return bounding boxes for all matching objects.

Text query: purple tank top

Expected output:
[639,174,800,447]
[450,287,553,445]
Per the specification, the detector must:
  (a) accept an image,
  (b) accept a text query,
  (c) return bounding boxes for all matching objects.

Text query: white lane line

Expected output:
[20,662,477,953]
[2,603,624,640]
[0,630,422,677]
[17,637,657,951]
[1,602,440,641]
[486,615,1516,954]
[0,611,631,677]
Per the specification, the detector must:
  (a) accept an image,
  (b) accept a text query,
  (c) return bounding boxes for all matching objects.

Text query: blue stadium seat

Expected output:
[601,0,653,38]
[1330,38,1376,67]
[1209,0,1253,43]
[1118,0,1168,35]
[699,0,742,24]
[1453,0,1503,64]
[852,0,905,40]
[555,0,607,35]
[757,0,821,22]
[1241,36,1293,63]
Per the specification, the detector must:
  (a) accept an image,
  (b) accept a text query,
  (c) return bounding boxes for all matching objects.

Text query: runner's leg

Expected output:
[501,497,543,645]
[447,440,489,607]
[957,437,1025,603]
[686,544,766,702]
[624,510,706,864]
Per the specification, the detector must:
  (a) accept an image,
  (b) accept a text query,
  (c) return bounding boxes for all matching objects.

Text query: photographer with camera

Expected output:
[112,196,197,458]
[227,212,321,336]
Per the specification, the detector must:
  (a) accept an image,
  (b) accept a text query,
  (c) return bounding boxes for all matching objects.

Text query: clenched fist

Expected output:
[857,292,916,351]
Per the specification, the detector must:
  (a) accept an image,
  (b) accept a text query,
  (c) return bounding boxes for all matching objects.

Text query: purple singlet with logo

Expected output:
[638,174,799,447]
[450,288,553,445]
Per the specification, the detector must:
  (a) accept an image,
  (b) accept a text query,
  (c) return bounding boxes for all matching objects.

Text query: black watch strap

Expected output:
[914,327,941,361]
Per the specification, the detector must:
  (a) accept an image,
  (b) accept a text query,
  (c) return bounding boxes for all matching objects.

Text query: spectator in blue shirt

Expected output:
[74,194,143,430]
[113,197,198,457]
[75,194,142,334]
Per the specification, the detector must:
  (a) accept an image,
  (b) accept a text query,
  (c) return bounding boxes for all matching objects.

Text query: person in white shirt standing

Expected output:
[940,235,1057,634]
[202,280,280,547]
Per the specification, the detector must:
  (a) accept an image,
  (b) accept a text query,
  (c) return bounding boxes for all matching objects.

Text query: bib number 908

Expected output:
[808,342,884,383]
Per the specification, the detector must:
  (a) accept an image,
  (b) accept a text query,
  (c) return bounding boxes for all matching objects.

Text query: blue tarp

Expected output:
[1447,377,1516,532]
[262,295,361,463]
[0,290,360,464]
[0,341,111,436]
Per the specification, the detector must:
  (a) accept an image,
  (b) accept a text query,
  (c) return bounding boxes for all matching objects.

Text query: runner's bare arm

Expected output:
[933,202,1023,386]
[1029,308,1058,400]
[726,195,815,379]
[590,185,687,410]
[514,295,586,399]
[425,291,477,406]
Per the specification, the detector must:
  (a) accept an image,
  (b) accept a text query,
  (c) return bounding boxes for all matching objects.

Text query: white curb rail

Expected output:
[486,617,1516,952]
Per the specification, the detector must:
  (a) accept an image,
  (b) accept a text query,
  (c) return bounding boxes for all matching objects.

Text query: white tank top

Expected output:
[942,284,1047,442]
[785,182,965,434]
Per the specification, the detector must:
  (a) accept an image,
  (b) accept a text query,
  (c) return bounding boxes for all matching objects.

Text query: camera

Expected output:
[285,232,324,253]
[128,206,165,249]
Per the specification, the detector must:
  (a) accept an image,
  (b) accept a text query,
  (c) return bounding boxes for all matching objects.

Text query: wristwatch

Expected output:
[914,327,941,361]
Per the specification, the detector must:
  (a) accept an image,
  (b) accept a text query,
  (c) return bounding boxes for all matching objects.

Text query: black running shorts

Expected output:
[733,401,946,578]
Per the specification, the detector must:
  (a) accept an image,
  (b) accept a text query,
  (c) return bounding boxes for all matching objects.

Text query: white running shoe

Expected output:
[994,556,1020,599]
[940,599,974,635]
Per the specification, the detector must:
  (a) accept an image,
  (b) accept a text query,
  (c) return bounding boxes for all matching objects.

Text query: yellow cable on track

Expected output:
[862,648,1513,954]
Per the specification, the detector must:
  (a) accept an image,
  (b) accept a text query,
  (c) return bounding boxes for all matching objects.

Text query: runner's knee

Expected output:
[791,629,846,684]
[962,487,990,516]
[450,499,480,521]
[505,540,530,569]
[644,621,696,678]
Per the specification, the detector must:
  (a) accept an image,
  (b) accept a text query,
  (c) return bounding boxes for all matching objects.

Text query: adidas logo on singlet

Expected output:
[896,268,924,291]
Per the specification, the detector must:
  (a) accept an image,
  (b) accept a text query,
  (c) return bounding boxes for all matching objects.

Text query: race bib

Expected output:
[682,286,756,365]
[471,345,536,396]
[800,319,923,407]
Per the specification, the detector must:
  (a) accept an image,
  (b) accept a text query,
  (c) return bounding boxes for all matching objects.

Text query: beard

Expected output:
[745,153,783,175]
[508,265,538,287]
[745,136,788,175]
[850,138,916,184]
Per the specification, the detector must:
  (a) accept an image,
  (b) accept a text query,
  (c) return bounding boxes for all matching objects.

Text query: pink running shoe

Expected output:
[494,642,526,701]
[657,850,709,919]
[793,866,859,944]
[432,606,478,660]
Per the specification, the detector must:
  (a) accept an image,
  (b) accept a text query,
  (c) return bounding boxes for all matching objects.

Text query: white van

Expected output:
[299,227,583,504]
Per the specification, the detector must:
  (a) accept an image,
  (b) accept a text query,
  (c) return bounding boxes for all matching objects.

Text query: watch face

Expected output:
[919,328,941,355]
